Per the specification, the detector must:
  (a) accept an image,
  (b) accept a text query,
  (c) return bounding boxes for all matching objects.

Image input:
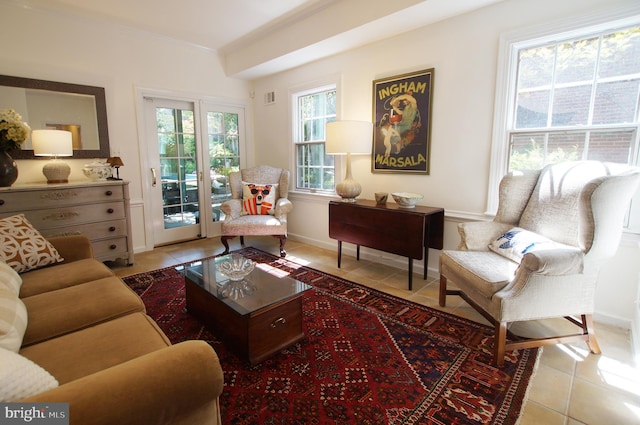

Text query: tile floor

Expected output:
[113,237,640,425]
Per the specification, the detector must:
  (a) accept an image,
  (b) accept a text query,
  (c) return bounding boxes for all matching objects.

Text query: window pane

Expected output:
[593,79,640,124]
[516,90,550,128]
[587,130,634,162]
[599,28,640,78]
[551,85,591,126]
[509,134,546,170]
[518,46,555,89]
[555,38,598,84]
[547,133,584,162]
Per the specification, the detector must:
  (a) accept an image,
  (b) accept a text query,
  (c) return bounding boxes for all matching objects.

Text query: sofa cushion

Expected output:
[0,260,22,295]
[0,287,28,352]
[0,347,58,401]
[0,214,64,273]
[19,258,114,298]
[22,277,146,347]
[20,312,171,384]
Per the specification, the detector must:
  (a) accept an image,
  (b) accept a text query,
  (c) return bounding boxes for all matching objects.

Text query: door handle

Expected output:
[151,168,157,187]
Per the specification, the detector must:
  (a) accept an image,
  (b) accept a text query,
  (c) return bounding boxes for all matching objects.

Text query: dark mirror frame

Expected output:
[0,74,110,159]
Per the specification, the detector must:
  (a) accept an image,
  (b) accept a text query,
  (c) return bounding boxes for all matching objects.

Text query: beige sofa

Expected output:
[3,235,224,425]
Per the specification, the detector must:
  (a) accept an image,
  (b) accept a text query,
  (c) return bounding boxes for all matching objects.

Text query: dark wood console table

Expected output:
[328,200,444,290]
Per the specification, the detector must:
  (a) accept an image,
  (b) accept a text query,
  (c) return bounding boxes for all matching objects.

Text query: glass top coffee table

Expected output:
[180,253,311,365]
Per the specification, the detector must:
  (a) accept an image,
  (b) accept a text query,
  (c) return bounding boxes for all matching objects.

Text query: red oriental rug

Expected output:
[123,247,539,424]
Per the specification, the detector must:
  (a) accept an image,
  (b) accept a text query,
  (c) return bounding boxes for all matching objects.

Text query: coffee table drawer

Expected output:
[248,297,304,364]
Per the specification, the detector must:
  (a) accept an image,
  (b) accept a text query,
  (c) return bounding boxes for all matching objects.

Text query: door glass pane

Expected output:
[157,107,199,229]
[208,111,239,221]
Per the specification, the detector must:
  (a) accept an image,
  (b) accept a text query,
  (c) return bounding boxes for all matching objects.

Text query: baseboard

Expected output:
[288,233,440,278]
[592,312,631,330]
[633,308,640,366]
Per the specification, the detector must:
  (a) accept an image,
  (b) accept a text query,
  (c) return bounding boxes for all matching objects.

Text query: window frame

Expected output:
[290,79,340,194]
[488,9,640,233]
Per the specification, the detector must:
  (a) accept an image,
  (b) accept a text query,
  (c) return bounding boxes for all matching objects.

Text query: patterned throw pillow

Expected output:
[488,227,571,263]
[0,347,59,401]
[0,214,64,273]
[241,182,278,215]
[0,287,28,352]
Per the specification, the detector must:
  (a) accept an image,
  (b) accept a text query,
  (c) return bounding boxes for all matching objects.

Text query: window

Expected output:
[292,85,337,192]
[490,14,640,232]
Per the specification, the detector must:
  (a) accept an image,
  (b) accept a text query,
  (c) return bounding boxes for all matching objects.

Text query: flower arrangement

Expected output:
[0,108,31,152]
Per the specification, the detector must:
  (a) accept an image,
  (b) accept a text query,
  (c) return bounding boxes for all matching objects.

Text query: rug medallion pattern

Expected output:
[124,247,538,424]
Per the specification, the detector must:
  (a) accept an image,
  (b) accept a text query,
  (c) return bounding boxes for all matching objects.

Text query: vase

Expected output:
[0,151,18,187]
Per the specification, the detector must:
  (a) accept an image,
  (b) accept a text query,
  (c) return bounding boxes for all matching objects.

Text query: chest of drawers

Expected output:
[0,181,134,264]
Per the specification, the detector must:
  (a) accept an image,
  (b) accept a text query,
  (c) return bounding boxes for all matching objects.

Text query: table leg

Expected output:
[408,258,413,291]
[424,247,429,280]
[337,240,342,268]
[357,245,360,261]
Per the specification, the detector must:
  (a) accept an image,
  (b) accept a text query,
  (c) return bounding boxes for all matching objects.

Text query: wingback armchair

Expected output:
[439,161,640,366]
[220,165,293,257]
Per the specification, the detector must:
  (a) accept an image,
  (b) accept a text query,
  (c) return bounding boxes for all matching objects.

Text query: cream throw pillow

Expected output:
[0,347,59,401]
[0,287,28,352]
[0,261,22,295]
[241,182,278,215]
[0,214,64,273]
[488,227,573,263]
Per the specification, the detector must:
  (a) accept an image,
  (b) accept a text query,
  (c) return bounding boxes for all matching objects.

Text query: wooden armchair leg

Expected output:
[220,236,233,254]
[584,314,602,354]
[495,322,508,367]
[439,275,447,307]
[277,235,287,257]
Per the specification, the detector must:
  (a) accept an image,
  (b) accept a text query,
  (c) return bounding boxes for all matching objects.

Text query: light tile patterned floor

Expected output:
[112,237,640,425]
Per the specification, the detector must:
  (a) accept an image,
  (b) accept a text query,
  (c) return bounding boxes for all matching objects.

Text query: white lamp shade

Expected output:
[325,120,373,155]
[32,130,73,157]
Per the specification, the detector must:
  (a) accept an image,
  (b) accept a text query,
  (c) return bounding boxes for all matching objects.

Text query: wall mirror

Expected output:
[0,74,110,159]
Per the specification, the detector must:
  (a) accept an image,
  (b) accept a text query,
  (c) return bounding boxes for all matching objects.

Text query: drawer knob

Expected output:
[109,226,116,232]
[0,199,4,206]
[109,244,117,250]
[105,190,113,196]
[107,208,114,214]
[270,317,287,328]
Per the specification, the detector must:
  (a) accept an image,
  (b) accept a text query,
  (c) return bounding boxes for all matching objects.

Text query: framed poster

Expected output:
[372,68,434,174]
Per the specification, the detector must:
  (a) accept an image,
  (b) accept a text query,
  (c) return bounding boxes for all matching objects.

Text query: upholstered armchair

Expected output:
[220,165,293,257]
[439,161,640,366]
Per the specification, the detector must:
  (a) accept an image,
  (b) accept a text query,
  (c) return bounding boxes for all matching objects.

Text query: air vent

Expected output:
[264,91,276,105]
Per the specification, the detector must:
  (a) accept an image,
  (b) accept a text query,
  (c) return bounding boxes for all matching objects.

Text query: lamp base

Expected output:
[335,179,361,203]
[42,160,71,184]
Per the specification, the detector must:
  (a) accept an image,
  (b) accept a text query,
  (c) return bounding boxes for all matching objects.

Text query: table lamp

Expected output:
[107,156,124,180]
[325,120,373,202]
[32,129,73,183]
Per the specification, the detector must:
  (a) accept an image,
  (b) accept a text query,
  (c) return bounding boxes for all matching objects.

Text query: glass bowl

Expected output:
[217,255,256,281]
[391,192,424,208]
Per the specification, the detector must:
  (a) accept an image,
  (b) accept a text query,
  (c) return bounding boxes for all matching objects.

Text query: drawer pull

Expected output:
[270,317,287,328]
[107,208,114,214]
[0,199,4,206]
[109,226,116,232]
[105,190,113,196]
[109,244,117,250]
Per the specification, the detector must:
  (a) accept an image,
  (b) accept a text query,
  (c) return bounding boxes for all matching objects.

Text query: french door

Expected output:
[144,97,244,246]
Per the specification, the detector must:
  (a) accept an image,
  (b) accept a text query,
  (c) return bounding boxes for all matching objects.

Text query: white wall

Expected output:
[0,2,251,253]
[251,0,640,327]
